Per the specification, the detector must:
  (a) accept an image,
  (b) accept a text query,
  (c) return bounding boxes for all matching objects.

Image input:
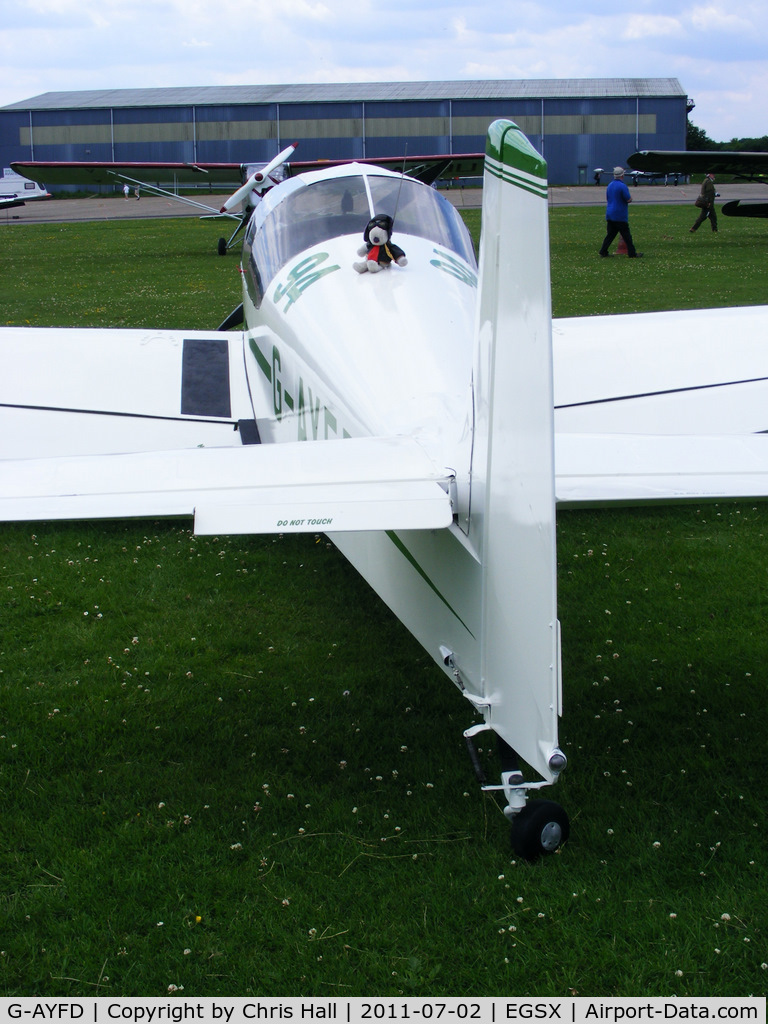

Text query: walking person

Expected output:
[599,167,642,258]
[690,173,718,233]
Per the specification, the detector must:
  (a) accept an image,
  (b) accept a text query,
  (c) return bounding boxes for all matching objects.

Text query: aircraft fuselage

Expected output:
[238,164,479,517]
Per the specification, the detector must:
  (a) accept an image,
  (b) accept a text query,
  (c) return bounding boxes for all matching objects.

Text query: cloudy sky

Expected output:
[1,0,766,143]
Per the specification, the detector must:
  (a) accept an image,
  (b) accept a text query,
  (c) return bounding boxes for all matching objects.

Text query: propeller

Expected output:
[219,142,297,214]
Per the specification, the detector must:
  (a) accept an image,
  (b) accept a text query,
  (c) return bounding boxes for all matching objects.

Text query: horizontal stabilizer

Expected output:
[556,432,768,506]
[722,200,768,219]
[0,436,454,533]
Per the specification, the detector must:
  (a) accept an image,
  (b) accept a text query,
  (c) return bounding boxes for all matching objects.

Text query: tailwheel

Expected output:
[510,799,570,860]
[217,237,228,256]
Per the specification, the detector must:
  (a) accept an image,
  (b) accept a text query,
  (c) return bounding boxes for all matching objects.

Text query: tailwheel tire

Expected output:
[510,800,570,860]
[217,237,228,256]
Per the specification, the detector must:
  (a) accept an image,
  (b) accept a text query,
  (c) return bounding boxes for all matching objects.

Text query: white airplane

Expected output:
[3,119,768,859]
[0,166,51,208]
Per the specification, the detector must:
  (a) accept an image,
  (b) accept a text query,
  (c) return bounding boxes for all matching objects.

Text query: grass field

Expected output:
[1,202,767,998]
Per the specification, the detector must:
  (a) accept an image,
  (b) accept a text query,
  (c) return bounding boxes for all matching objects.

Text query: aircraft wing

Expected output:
[553,305,768,437]
[12,153,486,194]
[552,304,768,505]
[627,149,768,180]
[287,153,486,184]
[5,307,768,527]
[0,327,259,458]
[0,325,452,532]
[556,432,768,506]
[11,160,244,189]
[10,161,247,218]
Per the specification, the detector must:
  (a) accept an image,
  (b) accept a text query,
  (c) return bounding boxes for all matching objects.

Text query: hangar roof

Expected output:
[2,79,686,110]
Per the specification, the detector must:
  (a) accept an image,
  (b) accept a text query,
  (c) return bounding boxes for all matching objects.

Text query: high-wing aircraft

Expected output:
[0,166,51,208]
[627,149,768,218]
[11,150,485,254]
[4,120,768,860]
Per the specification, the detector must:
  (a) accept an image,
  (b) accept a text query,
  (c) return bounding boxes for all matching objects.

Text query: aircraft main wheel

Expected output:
[217,237,228,256]
[510,800,570,860]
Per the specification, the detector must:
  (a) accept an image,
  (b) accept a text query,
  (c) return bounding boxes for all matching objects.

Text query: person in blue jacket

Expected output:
[599,167,643,258]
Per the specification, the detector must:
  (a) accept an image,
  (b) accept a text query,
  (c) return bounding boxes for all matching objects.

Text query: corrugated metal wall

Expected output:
[1,90,687,187]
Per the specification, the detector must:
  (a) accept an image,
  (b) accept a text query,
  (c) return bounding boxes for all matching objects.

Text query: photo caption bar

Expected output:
[0,997,764,1024]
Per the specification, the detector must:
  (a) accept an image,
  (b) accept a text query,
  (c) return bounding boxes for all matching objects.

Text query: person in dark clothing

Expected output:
[690,173,718,233]
[599,166,643,258]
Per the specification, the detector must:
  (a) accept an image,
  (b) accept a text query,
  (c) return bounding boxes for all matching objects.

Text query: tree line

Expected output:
[687,119,768,152]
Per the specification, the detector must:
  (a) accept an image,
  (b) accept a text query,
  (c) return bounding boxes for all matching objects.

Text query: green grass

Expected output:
[1,205,767,998]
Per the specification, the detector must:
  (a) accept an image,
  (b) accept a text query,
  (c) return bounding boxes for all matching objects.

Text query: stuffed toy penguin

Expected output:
[353,214,407,274]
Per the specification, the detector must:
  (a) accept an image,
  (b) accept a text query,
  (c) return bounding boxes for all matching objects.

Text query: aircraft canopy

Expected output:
[244,170,476,304]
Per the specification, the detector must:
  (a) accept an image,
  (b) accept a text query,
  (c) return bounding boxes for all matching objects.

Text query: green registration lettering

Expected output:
[271,345,282,419]
[274,253,340,311]
[430,249,477,288]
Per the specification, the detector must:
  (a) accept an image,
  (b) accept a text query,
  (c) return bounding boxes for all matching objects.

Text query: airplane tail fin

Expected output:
[468,121,563,784]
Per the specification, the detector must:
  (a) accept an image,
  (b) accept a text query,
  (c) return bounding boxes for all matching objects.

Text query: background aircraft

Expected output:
[628,149,768,218]
[592,167,683,186]
[11,151,485,254]
[0,166,51,208]
[4,122,768,860]
[626,170,685,186]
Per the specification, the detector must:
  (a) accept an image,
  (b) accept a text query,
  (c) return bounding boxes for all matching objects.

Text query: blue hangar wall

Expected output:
[0,79,688,188]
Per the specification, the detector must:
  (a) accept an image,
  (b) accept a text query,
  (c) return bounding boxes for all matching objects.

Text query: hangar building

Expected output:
[0,78,688,188]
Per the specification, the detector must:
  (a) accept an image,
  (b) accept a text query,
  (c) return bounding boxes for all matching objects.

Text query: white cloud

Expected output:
[2,0,768,140]
[689,5,751,33]
[621,15,682,40]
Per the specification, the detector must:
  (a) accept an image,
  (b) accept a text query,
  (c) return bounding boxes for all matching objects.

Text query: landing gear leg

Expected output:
[497,738,570,858]
[217,213,249,255]
[464,725,570,859]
